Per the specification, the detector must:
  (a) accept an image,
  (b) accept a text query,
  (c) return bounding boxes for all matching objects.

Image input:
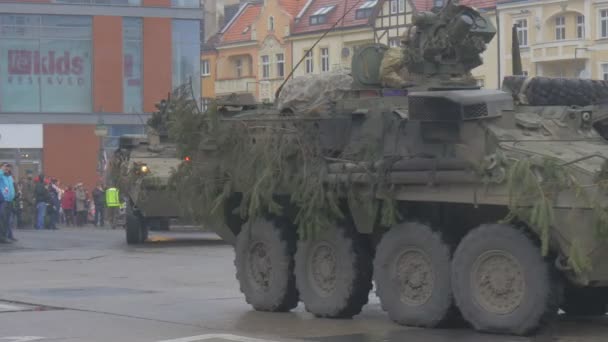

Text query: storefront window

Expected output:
[172,20,201,105]
[103,124,146,150]
[0,14,92,113]
[123,17,142,113]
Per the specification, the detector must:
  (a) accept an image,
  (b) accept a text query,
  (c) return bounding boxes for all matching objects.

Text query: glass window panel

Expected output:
[39,38,92,112]
[53,0,142,5]
[123,17,142,113]
[0,39,41,112]
[171,0,199,8]
[172,20,201,104]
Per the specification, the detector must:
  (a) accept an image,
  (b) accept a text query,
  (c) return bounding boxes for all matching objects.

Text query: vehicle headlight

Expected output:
[140,164,150,174]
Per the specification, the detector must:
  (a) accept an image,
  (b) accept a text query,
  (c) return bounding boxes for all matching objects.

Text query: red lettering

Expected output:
[56,52,70,75]
[8,50,32,74]
[71,57,83,75]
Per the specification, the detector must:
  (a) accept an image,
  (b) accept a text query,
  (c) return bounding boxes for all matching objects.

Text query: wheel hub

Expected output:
[394,249,434,306]
[308,242,337,297]
[472,250,525,315]
[248,241,273,291]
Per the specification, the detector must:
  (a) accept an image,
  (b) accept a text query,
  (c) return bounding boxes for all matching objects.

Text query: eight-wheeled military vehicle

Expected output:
[111,130,182,244]
[170,0,608,336]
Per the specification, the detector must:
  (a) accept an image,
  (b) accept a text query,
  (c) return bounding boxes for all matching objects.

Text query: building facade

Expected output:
[0,0,201,189]
[288,0,376,78]
[214,0,303,102]
[497,0,608,82]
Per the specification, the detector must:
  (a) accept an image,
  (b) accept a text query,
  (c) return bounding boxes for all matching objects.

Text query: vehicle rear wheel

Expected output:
[234,218,299,312]
[126,209,146,245]
[374,222,454,327]
[295,223,373,318]
[561,286,607,316]
[451,224,559,335]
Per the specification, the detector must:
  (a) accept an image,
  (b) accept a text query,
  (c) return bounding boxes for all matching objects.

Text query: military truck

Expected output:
[168,0,608,336]
[112,131,182,244]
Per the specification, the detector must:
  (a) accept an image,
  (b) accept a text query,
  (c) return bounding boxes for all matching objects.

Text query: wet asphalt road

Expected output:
[0,227,607,342]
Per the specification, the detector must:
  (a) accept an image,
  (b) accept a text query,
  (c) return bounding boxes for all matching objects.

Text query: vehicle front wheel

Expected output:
[126,209,147,245]
[295,223,373,318]
[234,218,299,312]
[374,222,454,328]
[451,224,559,335]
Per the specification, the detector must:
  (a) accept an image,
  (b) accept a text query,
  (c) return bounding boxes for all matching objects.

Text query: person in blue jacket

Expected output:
[0,163,16,243]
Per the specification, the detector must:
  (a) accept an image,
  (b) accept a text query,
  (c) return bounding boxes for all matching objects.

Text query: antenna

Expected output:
[511,24,523,76]
[274,0,366,99]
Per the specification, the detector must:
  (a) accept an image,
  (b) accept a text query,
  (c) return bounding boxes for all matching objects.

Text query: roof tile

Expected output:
[221,3,263,44]
[413,0,496,11]
[279,0,307,18]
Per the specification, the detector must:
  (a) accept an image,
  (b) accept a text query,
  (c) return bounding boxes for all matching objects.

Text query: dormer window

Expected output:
[310,6,335,25]
[356,0,377,19]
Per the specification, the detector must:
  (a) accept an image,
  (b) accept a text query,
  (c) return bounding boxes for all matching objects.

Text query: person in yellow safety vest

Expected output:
[105,186,120,229]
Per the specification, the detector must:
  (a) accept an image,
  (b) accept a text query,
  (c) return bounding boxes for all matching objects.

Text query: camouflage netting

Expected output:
[503,76,608,106]
[276,71,353,116]
[379,47,410,88]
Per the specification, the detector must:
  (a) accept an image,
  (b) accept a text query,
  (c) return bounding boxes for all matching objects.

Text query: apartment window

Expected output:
[390,0,405,14]
[305,50,313,74]
[235,59,243,78]
[202,98,211,112]
[276,53,285,78]
[356,0,377,19]
[201,60,210,76]
[434,0,444,7]
[268,16,275,31]
[555,16,565,40]
[321,48,330,72]
[515,19,528,46]
[389,37,401,47]
[577,15,585,39]
[261,55,270,79]
[171,0,199,7]
[310,6,334,25]
[602,10,608,38]
[603,64,608,81]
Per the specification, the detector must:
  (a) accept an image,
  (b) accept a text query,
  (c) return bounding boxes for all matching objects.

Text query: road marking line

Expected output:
[0,337,45,342]
[0,304,26,312]
[157,334,280,342]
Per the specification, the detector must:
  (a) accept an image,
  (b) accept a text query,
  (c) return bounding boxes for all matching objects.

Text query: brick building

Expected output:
[0,0,201,190]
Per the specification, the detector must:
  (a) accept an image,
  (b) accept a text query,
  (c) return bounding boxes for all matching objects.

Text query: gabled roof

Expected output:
[279,0,307,18]
[220,2,263,45]
[292,0,373,36]
[413,0,496,11]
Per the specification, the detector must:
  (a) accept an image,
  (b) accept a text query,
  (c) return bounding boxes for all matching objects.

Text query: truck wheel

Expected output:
[562,286,607,316]
[452,224,559,335]
[126,211,146,245]
[235,218,299,312]
[295,224,373,318]
[374,222,454,327]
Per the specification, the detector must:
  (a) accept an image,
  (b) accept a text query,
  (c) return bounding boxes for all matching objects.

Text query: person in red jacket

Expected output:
[61,186,76,226]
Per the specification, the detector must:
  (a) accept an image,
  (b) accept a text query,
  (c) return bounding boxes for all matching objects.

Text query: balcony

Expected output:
[530,39,590,63]
[216,77,257,96]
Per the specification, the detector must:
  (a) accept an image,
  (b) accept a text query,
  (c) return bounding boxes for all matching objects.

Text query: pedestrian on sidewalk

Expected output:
[92,183,105,227]
[34,174,49,230]
[61,186,76,226]
[0,163,15,243]
[75,183,87,227]
[46,180,60,230]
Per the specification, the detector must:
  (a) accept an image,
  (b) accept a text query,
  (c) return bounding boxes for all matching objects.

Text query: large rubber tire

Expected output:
[295,224,373,318]
[561,286,607,316]
[452,224,559,335]
[234,218,299,312]
[374,222,454,328]
[126,211,146,245]
[503,76,608,106]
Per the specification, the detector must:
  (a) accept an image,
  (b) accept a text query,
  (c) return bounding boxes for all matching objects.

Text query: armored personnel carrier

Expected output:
[111,130,182,244]
[169,0,608,335]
